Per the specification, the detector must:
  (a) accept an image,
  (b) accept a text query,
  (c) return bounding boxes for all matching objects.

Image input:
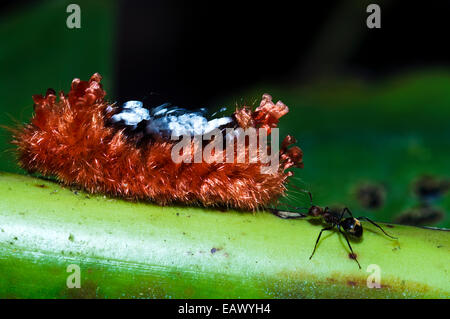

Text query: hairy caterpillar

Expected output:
[12,73,303,210]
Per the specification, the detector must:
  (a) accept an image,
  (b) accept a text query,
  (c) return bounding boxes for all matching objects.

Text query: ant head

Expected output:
[341,217,363,237]
[308,205,323,217]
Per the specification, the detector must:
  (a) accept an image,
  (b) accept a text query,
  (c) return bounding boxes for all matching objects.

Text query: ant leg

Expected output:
[336,207,350,223]
[338,227,361,269]
[341,207,354,218]
[357,216,397,239]
[309,226,334,260]
[269,208,307,219]
[338,208,346,220]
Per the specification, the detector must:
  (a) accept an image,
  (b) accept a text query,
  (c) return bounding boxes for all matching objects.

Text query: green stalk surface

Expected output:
[0,172,448,298]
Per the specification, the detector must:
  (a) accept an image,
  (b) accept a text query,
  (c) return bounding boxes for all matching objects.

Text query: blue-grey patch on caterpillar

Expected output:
[108,100,234,139]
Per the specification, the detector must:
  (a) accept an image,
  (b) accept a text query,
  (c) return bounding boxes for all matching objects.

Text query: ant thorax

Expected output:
[323,211,338,225]
[325,207,349,225]
[308,206,340,224]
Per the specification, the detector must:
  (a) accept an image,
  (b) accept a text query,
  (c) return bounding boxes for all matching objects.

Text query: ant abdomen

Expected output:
[341,217,363,238]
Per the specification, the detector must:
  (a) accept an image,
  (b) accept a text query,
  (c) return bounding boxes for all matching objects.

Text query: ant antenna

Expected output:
[275,202,309,211]
[289,184,313,206]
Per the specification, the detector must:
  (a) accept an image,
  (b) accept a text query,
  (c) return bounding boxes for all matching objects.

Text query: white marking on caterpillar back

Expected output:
[113,100,233,137]
[111,103,150,128]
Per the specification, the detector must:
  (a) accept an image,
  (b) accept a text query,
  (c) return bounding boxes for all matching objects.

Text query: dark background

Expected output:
[3,0,449,107]
[116,0,450,107]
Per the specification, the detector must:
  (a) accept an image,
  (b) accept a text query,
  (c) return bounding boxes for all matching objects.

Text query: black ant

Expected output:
[271,191,397,269]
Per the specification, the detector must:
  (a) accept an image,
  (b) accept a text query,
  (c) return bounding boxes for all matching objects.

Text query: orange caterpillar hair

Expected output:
[12,73,303,210]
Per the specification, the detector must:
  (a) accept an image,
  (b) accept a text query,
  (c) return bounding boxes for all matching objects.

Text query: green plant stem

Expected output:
[0,172,448,298]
